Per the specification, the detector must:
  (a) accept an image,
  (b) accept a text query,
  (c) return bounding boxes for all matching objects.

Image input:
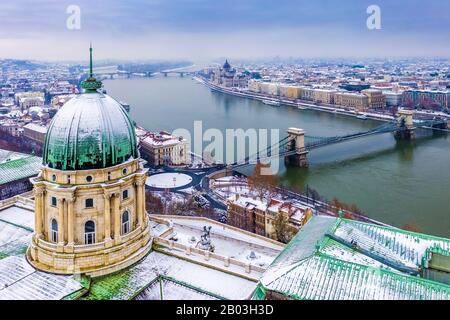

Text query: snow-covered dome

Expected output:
[43,92,138,170]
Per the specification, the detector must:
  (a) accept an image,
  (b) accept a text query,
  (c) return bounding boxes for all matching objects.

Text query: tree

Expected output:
[145,191,165,214]
[248,162,279,200]
[329,197,362,219]
[273,212,294,243]
[402,222,422,233]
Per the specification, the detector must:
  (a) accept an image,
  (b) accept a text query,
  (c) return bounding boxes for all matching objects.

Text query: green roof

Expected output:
[43,93,138,171]
[0,152,41,185]
[255,216,450,300]
[259,252,450,300]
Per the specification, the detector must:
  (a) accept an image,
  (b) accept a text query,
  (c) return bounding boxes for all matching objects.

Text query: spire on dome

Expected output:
[81,44,102,92]
[89,42,93,78]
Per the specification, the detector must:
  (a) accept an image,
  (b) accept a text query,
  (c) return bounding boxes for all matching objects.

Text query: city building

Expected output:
[23,123,47,144]
[254,216,450,300]
[265,199,313,241]
[362,89,386,109]
[226,194,314,241]
[278,84,302,99]
[333,91,369,111]
[299,87,315,101]
[402,89,449,109]
[338,82,371,92]
[0,120,22,137]
[248,79,261,93]
[15,92,44,110]
[136,127,189,167]
[384,91,403,108]
[227,194,267,236]
[314,89,336,104]
[51,94,76,109]
[213,60,249,88]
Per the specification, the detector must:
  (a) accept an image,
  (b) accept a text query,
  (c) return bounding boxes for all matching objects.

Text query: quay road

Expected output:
[194,76,450,124]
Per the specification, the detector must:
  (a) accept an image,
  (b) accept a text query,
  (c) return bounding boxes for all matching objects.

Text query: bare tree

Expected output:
[248,162,279,200]
[273,212,294,243]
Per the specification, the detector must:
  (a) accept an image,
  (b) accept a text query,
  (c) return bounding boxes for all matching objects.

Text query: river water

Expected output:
[104,76,450,237]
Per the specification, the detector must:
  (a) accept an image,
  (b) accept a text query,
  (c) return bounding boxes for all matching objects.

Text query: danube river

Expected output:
[104,76,450,237]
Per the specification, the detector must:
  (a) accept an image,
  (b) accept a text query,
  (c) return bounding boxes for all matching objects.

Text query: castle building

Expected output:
[26,47,152,276]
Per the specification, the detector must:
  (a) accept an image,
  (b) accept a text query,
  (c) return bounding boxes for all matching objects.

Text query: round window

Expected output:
[86,175,93,183]
[52,174,57,182]
[122,168,128,175]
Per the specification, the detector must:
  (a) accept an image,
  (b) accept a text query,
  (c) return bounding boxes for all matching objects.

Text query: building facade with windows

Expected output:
[362,89,386,109]
[27,57,152,276]
[402,89,449,109]
[333,91,369,111]
[23,123,47,144]
[15,92,45,110]
[137,128,189,166]
[227,194,314,242]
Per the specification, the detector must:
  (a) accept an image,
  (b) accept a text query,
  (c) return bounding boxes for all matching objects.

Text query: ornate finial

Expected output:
[81,44,102,92]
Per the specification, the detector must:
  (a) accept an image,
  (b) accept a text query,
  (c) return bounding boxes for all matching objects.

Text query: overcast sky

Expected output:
[0,0,449,61]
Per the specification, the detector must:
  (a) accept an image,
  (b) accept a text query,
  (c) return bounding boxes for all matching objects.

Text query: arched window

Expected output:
[50,219,58,243]
[84,220,96,244]
[122,211,130,235]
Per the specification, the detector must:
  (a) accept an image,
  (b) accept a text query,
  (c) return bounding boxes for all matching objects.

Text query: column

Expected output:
[67,197,75,246]
[136,180,144,228]
[141,181,147,224]
[58,198,65,246]
[104,192,112,245]
[34,187,44,238]
[113,193,121,243]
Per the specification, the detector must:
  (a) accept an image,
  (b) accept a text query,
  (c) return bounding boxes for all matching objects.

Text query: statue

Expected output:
[197,226,215,252]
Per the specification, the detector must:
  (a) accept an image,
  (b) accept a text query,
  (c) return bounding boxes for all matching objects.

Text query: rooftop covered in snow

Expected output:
[254,216,450,300]
[0,150,41,185]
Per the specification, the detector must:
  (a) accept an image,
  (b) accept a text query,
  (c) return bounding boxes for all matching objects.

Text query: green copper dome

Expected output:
[43,92,138,170]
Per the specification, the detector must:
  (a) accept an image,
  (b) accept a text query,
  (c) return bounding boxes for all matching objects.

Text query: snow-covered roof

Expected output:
[0,256,83,300]
[134,277,220,300]
[83,251,257,300]
[330,219,450,272]
[228,194,267,211]
[0,151,41,185]
[138,130,186,148]
[23,122,47,133]
[255,216,450,300]
[258,253,450,300]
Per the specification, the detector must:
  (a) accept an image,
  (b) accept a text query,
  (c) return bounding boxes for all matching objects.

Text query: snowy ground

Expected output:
[160,217,283,269]
[146,173,192,188]
[0,206,34,230]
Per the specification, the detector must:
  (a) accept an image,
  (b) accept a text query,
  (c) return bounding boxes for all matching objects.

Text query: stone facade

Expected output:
[138,130,189,167]
[333,92,369,111]
[27,158,152,276]
[362,89,386,109]
[226,193,314,242]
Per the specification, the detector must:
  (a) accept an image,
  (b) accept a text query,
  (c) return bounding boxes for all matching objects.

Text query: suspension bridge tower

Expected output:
[395,110,416,140]
[285,128,309,167]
